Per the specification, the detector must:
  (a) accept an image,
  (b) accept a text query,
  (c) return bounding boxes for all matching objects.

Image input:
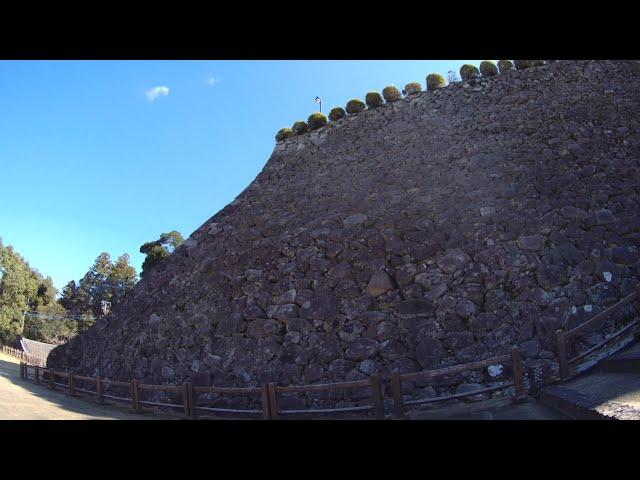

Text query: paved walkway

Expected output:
[540,343,640,420]
[408,396,567,420]
[0,353,153,420]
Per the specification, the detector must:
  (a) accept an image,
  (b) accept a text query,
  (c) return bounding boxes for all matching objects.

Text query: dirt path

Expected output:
[0,353,154,420]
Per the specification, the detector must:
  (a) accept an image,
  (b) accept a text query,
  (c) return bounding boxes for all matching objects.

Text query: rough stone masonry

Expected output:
[50,61,640,406]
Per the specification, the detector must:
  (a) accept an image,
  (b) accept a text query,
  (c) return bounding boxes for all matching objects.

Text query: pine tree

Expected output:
[140,230,184,277]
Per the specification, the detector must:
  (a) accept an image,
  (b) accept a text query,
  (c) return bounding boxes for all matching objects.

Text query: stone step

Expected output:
[598,343,640,374]
[539,386,611,420]
[540,371,640,420]
[408,397,568,420]
[598,358,640,374]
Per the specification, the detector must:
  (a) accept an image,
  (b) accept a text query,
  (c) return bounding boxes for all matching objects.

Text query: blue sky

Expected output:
[0,60,481,291]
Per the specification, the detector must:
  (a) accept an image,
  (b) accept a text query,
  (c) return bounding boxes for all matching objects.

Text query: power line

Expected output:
[23,311,97,323]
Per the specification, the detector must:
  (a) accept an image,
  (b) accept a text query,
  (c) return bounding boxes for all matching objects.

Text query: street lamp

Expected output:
[315,96,322,113]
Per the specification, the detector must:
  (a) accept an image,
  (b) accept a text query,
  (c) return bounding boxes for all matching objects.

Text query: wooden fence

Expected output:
[390,347,526,419]
[1,345,47,367]
[8,283,640,419]
[267,375,384,419]
[17,362,270,419]
[556,285,640,381]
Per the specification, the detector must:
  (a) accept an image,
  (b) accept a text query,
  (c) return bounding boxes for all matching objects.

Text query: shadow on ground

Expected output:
[0,353,173,420]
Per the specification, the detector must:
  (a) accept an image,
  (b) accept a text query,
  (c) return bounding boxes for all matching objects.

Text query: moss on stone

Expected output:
[480,61,498,77]
[460,64,480,81]
[382,85,402,103]
[346,99,366,114]
[292,120,309,135]
[328,107,346,121]
[497,60,514,73]
[365,91,384,108]
[514,60,533,70]
[426,73,446,91]
[275,127,294,142]
[307,112,328,130]
[404,82,422,95]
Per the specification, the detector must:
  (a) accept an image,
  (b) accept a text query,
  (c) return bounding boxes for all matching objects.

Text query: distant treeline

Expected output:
[0,230,183,346]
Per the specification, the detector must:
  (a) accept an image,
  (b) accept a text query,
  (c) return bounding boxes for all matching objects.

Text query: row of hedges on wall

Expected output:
[275,60,547,141]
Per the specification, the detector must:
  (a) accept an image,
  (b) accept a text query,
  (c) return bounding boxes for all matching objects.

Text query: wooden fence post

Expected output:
[635,285,640,342]
[190,383,197,419]
[131,379,141,413]
[183,382,194,418]
[96,376,104,403]
[556,329,569,381]
[34,366,40,385]
[49,369,55,390]
[20,362,24,379]
[68,371,75,397]
[511,346,527,401]
[267,382,279,420]
[370,374,385,420]
[391,373,405,419]
[261,384,271,420]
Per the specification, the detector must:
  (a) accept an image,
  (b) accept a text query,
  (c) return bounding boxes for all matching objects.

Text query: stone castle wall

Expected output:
[49,60,640,406]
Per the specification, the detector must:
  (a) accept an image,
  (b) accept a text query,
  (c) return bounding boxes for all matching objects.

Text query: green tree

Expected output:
[0,238,118,345]
[59,280,79,312]
[107,254,138,305]
[23,302,77,345]
[0,238,56,344]
[60,252,138,318]
[69,252,112,318]
[140,230,184,277]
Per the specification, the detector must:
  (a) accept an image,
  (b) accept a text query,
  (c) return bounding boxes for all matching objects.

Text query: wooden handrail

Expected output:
[557,285,640,380]
[566,290,637,338]
[100,379,129,388]
[398,354,512,382]
[275,379,370,394]
[268,375,385,419]
[138,384,182,392]
[569,318,640,365]
[390,348,523,418]
[557,329,569,381]
[192,386,261,394]
[11,283,639,420]
[403,382,515,406]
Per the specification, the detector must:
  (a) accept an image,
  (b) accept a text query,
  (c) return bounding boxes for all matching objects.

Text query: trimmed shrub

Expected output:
[307,112,328,130]
[346,99,366,114]
[460,64,479,81]
[426,73,446,91]
[328,107,346,121]
[513,60,533,70]
[497,60,514,73]
[479,61,498,77]
[292,120,309,135]
[275,127,294,142]
[404,82,422,95]
[365,91,384,108]
[382,85,402,103]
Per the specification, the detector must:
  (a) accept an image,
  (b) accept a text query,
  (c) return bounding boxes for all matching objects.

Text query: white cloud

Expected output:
[206,76,218,87]
[146,86,169,102]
